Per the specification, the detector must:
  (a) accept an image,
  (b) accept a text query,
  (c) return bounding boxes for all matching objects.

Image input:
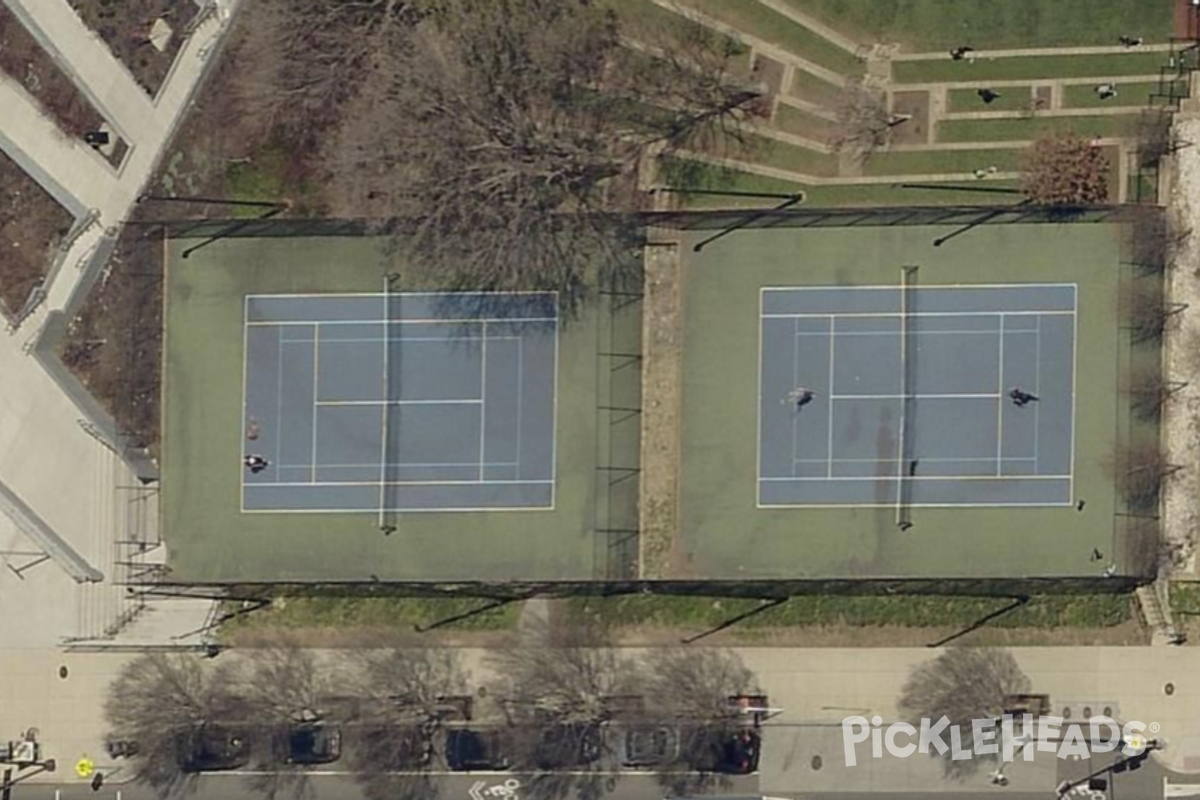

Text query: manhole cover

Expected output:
[1166,682,1176,696]
[812,755,823,770]
[58,666,68,679]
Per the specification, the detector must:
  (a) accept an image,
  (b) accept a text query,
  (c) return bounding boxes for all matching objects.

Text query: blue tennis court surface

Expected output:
[759,284,1076,507]
[241,292,558,513]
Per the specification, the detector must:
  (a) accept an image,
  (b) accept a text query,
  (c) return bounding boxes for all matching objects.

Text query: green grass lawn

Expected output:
[773,103,839,142]
[937,113,1138,143]
[742,133,840,176]
[1062,80,1183,108]
[661,157,1023,207]
[219,594,523,638]
[602,0,752,71]
[678,0,865,74]
[1170,582,1200,616]
[863,147,1025,176]
[947,85,1036,113]
[783,0,1173,51]
[789,68,848,108]
[568,593,1134,629]
[894,51,1167,83]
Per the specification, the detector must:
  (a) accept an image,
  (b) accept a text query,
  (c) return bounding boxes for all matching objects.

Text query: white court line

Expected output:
[758,500,1073,509]
[274,326,284,476]
[761,282,1079,292]
[760,474,1071,482]
[479,321,488,482]
[831,392,998,400]
[790,317,800,477]
[294,460,519,470]
[311,324,319,484]
[316,399,483,406]
[826,317,835,479]
[756,288,765,498]
[996,313,1006,477]
[764,310,1075,319]
[294,461,520,470]
[248,290,558,298]
[247,316,558,327]
[377,288,390,525]
[793,329,998,337]
[1034,315,1042,472]
[515,337,524,480]
[1069,285,1078,502]
[251,479,555,487]
[239,294,250,514]
[791,456,1037,463]
[242,504,554,515]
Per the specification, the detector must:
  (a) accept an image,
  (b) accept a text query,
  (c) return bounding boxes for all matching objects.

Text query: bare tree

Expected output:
[242,643,333,725]
[327,0,762,309]
[643,648,759,796]
[830,83,895,165]
[1126,205,1173,273]
[345,649,466,800]
[1020,133,1110,205]
[104,654,243,797]
[487,618,645,800]
[1108,439,1175,513]
[1124,279,1179,343]
[1124,363,1183,420]
[897,647,1030,779]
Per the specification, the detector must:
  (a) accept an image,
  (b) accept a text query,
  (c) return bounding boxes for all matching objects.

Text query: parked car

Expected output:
[176,728,251,773]
[275,724,342,766]
[684,727,761,775]
[446,728,512,771]
[534,723,602,769]
[618,725,679,768]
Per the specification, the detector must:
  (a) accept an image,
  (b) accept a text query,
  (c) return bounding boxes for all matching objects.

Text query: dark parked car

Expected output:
[618,725,679,768]
[446,729,512,771]
[176,728,251,773]
[534,723,602,769]
[685,727,761,775]
[275,724,342,765]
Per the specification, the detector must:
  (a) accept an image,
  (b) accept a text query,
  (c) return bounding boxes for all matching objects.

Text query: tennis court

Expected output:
[759,282,1076,507]
[241,291,558,513]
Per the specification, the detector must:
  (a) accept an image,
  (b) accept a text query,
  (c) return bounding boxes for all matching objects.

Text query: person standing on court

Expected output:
[244,454,270,473]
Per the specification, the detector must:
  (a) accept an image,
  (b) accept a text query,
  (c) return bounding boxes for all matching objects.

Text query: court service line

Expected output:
[759,474,1071,482]
[1034,315,1042,472]
[275,326,284,477]
[315,399,483,406]
[761,282,1078,292]
[239,296,251,512]
[764,310,1075,320]
[282,460,520,470]
[249,479,555,487]
[479,321,488,482]
[996,314,1005,477]
[826,317,836,479]
[1069,286,1079,502]
[790,455,1037,463]
[515,337,524,480]
[830,392,999,400]
[246,316,558,327]
[794,329,999,337]
[311,324,320,483]
[791,317,800,477]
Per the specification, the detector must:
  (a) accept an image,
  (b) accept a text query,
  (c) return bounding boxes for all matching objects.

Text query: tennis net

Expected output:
[378,274,398,534]
[895,265,918,529]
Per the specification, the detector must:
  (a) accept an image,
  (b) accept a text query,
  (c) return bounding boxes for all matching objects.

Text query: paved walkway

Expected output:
[15,643,1200,787]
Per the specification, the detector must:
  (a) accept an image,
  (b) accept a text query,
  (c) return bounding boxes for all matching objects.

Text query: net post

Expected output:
[896,265,918,530]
